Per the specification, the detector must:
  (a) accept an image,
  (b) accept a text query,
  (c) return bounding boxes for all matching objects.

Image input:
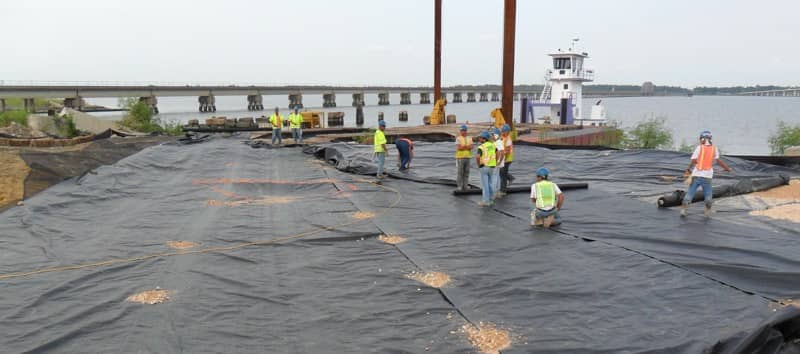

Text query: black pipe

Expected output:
[657,175,790,207]
[452,182,588,196]
[560,98,568,125]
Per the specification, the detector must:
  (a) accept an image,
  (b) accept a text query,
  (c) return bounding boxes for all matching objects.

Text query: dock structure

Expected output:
[739,88,800,97]
[0,84,533,112]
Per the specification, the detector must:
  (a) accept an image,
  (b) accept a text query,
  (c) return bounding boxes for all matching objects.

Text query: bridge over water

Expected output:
[738,88,800,97]
[0,82,539,113]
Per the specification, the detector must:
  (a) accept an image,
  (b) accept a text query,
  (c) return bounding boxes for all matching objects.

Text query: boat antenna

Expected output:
[571,37,579,51]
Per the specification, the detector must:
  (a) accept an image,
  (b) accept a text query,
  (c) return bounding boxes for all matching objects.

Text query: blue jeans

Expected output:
[533,208,562,224]
[493,166,501,192]
[376,152,386,178]
[272,128,282,144]
[395,140,410,169]
[480,166,496,203]
[684,176,713,207]
[292,128,302,143]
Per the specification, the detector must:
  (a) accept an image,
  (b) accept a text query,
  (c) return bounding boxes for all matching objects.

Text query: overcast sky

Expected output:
[2,0,797,88]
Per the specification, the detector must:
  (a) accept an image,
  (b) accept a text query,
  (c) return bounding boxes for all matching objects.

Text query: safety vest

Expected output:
[502,136,513,162]
[289,113,303,129]
[478,141,496,167]
[374,129,387,153]
[696,145,715,171]
[535,180,557,209]
[269,113,284,129]
[455,136,472,158]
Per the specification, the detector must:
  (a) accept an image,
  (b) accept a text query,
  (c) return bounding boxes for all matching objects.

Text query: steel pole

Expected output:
[434,0,442,102]
[501,0,516,128]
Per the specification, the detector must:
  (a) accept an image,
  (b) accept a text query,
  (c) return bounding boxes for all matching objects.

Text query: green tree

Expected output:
[768,121,800,155]
[624,117,673,149]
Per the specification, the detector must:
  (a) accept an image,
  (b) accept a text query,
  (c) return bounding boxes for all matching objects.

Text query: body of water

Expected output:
[88,95,800,155]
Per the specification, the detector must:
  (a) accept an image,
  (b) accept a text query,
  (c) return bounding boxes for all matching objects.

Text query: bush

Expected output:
[55,114,80,138]
[0,110,28,127]
[624,117,673,149]
[768,121,800,155]
[119,100,184,135]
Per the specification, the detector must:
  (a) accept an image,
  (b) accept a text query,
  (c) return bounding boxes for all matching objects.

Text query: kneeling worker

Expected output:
[531,167,564,228]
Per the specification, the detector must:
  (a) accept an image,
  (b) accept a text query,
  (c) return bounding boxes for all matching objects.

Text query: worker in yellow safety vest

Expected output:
[289,108,304,144]
[374,120,388,181]
[497,124,515,196]
[475,131,497,206]
[269,107,284,145]
[455,124,473,191]
[681,130,732,218]
[530,167,564,228]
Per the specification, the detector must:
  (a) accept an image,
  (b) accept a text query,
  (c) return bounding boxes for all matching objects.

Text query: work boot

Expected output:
[508,174,515,182]
[704,206,712,218]
[680,204,687,217]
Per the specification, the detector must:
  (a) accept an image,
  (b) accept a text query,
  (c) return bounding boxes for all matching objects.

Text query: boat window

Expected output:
[563,84,569,90]
[553,58,571,69]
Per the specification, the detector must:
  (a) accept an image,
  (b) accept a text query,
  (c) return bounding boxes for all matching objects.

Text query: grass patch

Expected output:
[0,110,28,127]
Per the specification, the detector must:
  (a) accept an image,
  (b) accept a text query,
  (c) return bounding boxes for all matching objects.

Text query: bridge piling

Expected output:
[288,93,303,109]
[419,92,431,104]
[323,92,337,107]
[513,93,519,101]
[378,92,390,105]
[247,95,263,111]
[23,98,36,113]
[467,92,476,103]
[492,92,500,102]
[479,92,488,102]
[400,92,411,105]
[452,92,462,103]
[197,95,214,113]
[352,92,365,107]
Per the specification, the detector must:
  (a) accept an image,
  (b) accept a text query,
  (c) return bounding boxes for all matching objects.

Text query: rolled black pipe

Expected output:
[657,175,790,207]
[452,182,588,196]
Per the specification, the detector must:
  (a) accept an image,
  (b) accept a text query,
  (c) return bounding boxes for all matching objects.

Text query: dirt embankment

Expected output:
[0,137,171,212]
[0,150,30,208]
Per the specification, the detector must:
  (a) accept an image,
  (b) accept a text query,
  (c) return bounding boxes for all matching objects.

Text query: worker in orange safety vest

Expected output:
[681,130,732,218]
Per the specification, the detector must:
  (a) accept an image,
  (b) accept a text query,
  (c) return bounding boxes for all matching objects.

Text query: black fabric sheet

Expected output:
[1,139,798,353]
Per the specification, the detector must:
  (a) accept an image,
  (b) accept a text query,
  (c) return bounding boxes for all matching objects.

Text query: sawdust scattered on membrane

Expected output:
[126,289,171,305]
[461,322,512,354]
[750,204,800,223]
[166,241,200,250]
[207,196,298,207]
[751,180,800,201]
[406,271,451,288]
[378,234,407,244]
[351,211,376,219]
